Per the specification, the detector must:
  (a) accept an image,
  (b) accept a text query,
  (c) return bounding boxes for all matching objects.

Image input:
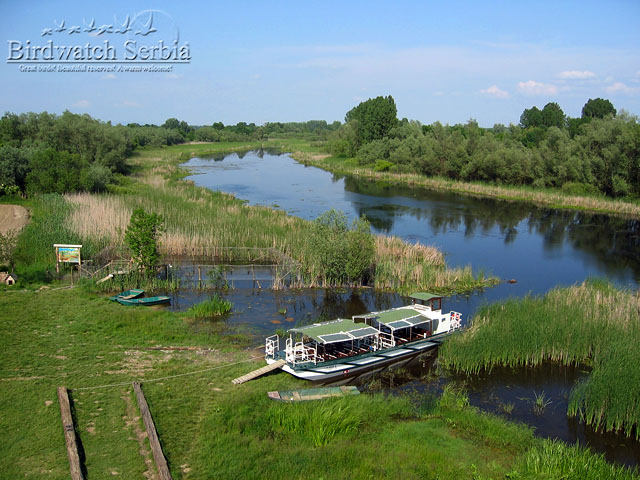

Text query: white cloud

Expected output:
[557,70,595,79]
[605,82,638,95]
[121,100,141,107]
[517,80,558,95]
[165,73,183,79]
[480,85,509,98]
[103,73,117,80]
[72,99,90,107]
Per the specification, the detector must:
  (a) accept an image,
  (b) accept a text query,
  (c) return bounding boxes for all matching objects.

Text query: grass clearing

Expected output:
[440,279,640,439]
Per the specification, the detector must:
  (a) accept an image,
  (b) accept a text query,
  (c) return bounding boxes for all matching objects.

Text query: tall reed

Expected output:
[440,279,640,438]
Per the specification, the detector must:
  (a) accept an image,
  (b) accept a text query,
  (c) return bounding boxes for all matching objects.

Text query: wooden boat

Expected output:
[265,292,462,382]
[109,289,145,301]
[116,295,171,306]
[267,386,360,402]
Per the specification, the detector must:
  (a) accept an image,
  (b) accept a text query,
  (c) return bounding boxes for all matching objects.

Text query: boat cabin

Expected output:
[409,292,442,311]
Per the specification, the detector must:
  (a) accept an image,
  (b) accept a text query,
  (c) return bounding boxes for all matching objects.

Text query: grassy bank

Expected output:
[47,141,495,294]
[293,151,640,218]
[440,279,640,439]
[1,288,636,479]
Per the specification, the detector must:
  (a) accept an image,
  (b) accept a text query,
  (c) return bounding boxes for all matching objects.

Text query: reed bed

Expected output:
[295,153,640,218]
[65,193,131,245]
[440,279,640,438]
[184,294,232,320]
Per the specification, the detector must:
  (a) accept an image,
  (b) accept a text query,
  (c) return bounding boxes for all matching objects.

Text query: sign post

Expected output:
[53,244,82,283]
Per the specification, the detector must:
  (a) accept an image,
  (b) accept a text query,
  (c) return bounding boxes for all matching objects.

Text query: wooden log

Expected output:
[132,382,172,480]
[57,386,84,480]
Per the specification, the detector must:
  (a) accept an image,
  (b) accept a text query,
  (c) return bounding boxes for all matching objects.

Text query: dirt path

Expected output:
[0,205,29,235]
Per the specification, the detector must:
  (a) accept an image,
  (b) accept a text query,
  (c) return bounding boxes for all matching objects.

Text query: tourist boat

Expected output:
[265,293,462,382]
[115,295,171,306]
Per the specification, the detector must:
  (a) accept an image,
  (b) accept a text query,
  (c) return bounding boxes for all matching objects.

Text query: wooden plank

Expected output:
[57,386,84,480]
[133,382,172,480]
[231,359,286,384]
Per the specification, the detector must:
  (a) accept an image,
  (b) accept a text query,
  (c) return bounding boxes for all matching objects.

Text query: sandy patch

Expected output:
[0,204,29,235]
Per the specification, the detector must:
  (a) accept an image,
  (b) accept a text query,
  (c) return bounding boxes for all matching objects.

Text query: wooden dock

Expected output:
[232,359,286,384]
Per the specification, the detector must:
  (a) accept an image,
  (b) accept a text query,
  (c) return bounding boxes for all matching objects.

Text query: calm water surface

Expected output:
[179,150,640,467]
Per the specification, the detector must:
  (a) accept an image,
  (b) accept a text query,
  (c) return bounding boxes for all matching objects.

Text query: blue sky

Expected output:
[1,0,639,126]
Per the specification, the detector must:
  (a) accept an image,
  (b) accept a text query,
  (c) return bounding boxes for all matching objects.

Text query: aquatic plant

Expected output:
[440,279,640,439]
[185,294,232,320]
[532,391,552,416]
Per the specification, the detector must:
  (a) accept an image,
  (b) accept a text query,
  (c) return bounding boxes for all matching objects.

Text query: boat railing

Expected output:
[265,335,279,359]
[285,337,317,365]
[376,332,395,350]
[449,311,463,331]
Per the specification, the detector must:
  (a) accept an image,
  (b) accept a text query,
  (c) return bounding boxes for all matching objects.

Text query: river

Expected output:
[179,149,640,467]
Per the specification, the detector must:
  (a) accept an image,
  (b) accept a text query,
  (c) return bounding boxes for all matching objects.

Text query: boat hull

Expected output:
[116,295,171,306]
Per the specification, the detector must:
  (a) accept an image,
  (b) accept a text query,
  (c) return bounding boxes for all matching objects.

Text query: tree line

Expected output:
[328,97,640,199]
[0,112,340,196]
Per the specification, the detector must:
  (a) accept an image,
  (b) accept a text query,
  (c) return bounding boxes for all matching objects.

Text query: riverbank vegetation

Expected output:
[1,288,636,479]
[327,96,640,200]
[440,279,640,439]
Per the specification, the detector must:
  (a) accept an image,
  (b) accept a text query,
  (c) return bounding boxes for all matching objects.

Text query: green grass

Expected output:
[1,288,637,479]
[184,295,232,320]
[440,279,640,439]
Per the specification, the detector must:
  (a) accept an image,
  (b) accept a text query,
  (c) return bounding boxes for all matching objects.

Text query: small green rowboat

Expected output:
[116,295,171,306]
[109,289,145,301]
[267,386,360,402]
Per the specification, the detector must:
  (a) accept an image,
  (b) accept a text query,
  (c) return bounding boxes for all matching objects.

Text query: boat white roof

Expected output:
[289,319,379,344]
[355,308,431,331]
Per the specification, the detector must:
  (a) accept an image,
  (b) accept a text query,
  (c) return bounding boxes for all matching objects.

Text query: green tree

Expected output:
[519,106,543,129]
[345,95,398,146]
[541,102,566,128]
[124,208,165,271]
[582,98,616,119]
[26,148,87,194]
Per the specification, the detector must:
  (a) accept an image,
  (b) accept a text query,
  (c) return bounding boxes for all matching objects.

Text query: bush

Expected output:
[561,182,601,197]
[373,160,394,172]
[308,209,375,285]
[124,208,165,271]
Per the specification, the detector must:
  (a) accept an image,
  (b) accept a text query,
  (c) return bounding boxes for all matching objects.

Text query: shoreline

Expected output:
[290,149,640,219]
